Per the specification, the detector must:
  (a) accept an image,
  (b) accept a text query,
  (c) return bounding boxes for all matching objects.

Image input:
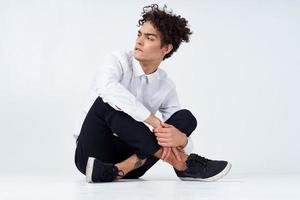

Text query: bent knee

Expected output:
[178,109,198,131]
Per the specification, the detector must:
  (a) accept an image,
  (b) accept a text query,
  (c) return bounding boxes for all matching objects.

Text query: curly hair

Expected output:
[137,4,192,60]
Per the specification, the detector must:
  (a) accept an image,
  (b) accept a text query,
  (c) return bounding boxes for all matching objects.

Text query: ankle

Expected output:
[114,155,146,179]
[184,153,189,161]
[173,161,187,171]
[165,156,187,171]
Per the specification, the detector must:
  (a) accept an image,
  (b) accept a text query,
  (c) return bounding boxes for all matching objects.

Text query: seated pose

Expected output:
[74,4,231,183]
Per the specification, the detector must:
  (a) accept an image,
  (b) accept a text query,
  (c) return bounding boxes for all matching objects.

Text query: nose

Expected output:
[136,36,144,46]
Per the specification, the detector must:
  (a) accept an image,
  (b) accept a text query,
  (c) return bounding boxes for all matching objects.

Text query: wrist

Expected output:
[180,133,188,148]
[145,114,161,128]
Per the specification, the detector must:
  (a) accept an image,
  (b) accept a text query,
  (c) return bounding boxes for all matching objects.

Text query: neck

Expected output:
[139,60,160,75]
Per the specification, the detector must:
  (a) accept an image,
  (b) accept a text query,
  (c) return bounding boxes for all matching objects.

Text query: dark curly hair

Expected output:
[137,4,192,60]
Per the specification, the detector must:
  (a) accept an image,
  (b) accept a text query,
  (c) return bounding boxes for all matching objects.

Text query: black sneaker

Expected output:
[174,153,232,181]
[86,157,122,183]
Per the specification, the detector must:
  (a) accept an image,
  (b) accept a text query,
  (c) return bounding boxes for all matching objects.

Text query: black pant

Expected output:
[75,96,197,178]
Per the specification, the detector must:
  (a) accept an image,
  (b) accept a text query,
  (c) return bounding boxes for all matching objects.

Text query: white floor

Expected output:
[1,172,299,200]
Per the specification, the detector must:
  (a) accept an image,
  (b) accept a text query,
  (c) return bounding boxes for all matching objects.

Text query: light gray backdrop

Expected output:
[0,0,299,177]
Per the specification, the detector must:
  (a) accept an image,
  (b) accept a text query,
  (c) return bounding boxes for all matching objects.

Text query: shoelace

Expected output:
[188,154,209,168]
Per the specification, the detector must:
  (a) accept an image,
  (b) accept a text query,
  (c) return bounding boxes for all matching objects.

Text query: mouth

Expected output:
[135,47,143,52]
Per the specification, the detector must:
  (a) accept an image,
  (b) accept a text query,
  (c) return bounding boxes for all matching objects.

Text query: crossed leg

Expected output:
[114,147,189,178]
[75,97,197,179]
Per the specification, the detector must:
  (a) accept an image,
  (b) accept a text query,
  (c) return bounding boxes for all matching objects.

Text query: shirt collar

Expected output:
[132,57,160,83]
[132,57,145,77]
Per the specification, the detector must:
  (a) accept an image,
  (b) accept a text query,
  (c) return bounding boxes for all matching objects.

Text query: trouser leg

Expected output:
[74,96,161,174]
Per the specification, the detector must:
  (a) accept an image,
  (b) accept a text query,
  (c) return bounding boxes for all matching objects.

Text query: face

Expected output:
[134,21,172,63]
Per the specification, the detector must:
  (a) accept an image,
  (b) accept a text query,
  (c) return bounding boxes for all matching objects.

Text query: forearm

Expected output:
[144,114,162,128]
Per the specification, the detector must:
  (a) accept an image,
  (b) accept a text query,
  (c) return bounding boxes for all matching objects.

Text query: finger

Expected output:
[162,123,173,128]
[154,132,168,137]
[164,147,170,161]
[172,147,182,161]
[165,147,171,160]
[161,147,166,160]
[157,138,170,143]
[153,128,163,133]
[155,133,171,138]
[163,147,170,161]
[158,141,171,147]
[156,135,170,140]
[155,128,170,133]
[157,140,171,147]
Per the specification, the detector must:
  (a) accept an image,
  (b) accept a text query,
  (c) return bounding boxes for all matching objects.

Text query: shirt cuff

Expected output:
[183,137,193,154]
[131,103,151,122]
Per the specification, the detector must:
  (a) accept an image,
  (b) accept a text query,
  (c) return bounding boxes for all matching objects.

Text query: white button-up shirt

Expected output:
[74,49,193,152]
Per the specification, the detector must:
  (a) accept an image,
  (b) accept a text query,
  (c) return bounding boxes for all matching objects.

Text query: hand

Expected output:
[161,147,171,161]
[161,147,183,161]
[171,147,183,161]
[153,122,188,148]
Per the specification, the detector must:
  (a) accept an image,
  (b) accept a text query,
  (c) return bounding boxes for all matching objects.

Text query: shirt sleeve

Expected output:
[159,86,181,122]
[182,137,193,154]
[94,53,151,122]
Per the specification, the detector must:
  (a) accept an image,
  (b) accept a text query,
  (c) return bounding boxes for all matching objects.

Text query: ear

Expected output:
[162,44,173,55]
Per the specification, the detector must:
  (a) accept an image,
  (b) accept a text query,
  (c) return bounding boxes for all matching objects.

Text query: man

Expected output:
[74,4,231,183]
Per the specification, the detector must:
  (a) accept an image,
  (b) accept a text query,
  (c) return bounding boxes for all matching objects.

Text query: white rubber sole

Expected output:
[179,162,232,182]
[86,157,95,183]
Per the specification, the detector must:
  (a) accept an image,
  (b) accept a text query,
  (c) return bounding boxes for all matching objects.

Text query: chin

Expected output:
[133,53,142,61]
